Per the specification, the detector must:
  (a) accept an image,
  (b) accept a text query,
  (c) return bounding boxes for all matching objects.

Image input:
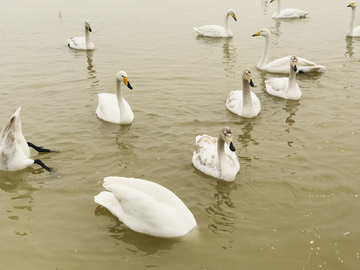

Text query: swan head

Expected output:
[252,28,270,38]
[116,71,133,90]
[85,20,92,32]
[220,126,235,152]
[290,56,298,72]
[227,9,237,21]
[348,2,356,8]
[243,68,254,87]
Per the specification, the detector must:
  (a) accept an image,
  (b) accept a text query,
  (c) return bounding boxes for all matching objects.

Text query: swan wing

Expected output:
[264,56,325,73]
[226,90,244,116]
[352,26,360,37]
[194,25,228,37]
[250,92,262,115]
[96,93,121,124]
[266,78,289,98]
[68,37,86,50]
[274,8,309,18]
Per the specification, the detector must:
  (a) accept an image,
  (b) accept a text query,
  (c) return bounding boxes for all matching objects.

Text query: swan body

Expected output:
[192,127,240,182]
[94,176,197,238]
[265,56,302,100]
[226,68,261,118]
[96,71,134,124]
[68,20,95,50]
[347,2,360,37]
[194,9,237,37]
[270,0,309,19]
[252,28,325,73]
[0,107,53,172]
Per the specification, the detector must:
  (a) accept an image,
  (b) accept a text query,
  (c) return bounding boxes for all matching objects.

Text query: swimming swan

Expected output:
[252,28,325,73]
[226,68,261,118]
[265,56,302,100]
[96,71,134,124]
[68,20,95,50]
[347,2,360,37]
[270,0,309,19]
[192,127,240,182]
[193,9,237,37]
[94,176,197,238]
[0,107,55,172]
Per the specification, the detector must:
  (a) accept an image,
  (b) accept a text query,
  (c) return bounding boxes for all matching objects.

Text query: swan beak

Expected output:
[348,3,354,7]
[232,14,237,21]
[293,64,298,72]
[252,31,261,37]
[124,77,133,90]
[88,27,92,32]
[270,0,275,2]
[229,142,236,152]
[248,75,254,87]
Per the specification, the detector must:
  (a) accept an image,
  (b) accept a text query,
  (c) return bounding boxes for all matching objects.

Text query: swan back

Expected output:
[270,0,309,18]
[94,177,197,238]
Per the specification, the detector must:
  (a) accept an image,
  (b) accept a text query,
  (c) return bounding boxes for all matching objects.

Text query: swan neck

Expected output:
[224,12,230,32]
[242,79,254,110]
[288,67,297,90]
[258,34,270,69]
[85,26,91,49]
[217,133,226,172]
[116,78,123,105]
[276,0,281,15]
[347,7,356,36]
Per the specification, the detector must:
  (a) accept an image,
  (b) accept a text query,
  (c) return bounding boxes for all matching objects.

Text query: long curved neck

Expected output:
[276,0,281,16]
[217,133,226,174]
[116,79,123,107]
[224,12,230,32]
[287,67,297,91]
[242,79,254,110]
[257,34,270,69]
[85,26,92,49]
[347,7,356,36]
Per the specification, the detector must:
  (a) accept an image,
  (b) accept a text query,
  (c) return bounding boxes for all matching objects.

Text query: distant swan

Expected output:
[94,176,197,238]
[347,2,360,37]
[68,20,95,50]
[265,56,302,100]
[226,68,261,118]
[194,9,237,37]
[96,71,134,124]
[192,126,240,182]
[252,28,325,73]
[0,107,55,172]
[270,0,309,19]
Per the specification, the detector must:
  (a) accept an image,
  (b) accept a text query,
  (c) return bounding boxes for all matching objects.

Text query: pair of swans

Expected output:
[270,0,309,19]
[0,107,55,172]
[194,9,237,38]
[252,28,325,73]
[94,176,197,238]
[347,2,360,37]
[68,20,95,50]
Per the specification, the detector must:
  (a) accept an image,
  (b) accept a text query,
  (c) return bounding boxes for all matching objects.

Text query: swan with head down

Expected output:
[347,2,360,37]
[252,28,325,74]
[192,126,240,182]
[68,20,95,50]
[193,9,237,38]
[270,0,309,19]
[265,56,302,100]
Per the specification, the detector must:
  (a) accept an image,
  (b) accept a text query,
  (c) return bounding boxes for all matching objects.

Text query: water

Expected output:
[1,0,360,269]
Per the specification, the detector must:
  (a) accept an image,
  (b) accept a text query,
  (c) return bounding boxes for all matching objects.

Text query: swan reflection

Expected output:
[345,37,360,61]
[283,100,300,127]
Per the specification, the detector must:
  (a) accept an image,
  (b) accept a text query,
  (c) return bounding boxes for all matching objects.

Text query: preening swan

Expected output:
[265,56,302,100]
[347,2,360,37]
[270,0,309,19]
[193,9,237,37]
[68,20,95,50]
[192,126,240,182]
[96,71,134,124]
[226,68,261,118]
[94,176,197,238]
[0,107,55,172]
[252,28,325,73]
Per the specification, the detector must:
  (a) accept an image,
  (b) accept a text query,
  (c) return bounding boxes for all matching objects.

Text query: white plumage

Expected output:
[94,176,197,238]
[226,68,261,118]
[194,9,237,38]
[252,28,325,73]
[270,0,309,19]
[192,127,240,182]
[68,20,95,50]
[265,56,302,100]
[347,2,360,37]
[96,71,134,124]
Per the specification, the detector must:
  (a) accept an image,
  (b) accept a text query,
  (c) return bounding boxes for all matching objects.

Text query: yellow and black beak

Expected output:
[252,31,261,37]
[292,61,298,72]
[124,77,133,90]
[232,14,237,21]
[348,3,354,7]
[248,75,254,87]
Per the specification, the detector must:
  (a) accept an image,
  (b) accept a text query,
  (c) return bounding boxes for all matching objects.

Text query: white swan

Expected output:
[193,9,237,37]
[96,71,134,124]
[68,20,95,50]
[270,0,309,19]
[252,28,325,73]
[347,2,360,37]
[94,176,197,238]
[0,107,54,172]
[265,56,302,100]
[226,68,261,118]
[192,127,240,182]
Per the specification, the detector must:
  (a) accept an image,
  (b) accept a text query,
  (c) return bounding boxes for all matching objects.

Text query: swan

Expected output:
[270,0,309,19]
[94,176,197,238]
[265,56,302,100]
[193,9,237,37]
[96,71,134,124]
[252,28,325,73]
[192,126,240,182]
[0,107,55,172]
[68,20,95,50]
[226,68,261,118]
[347,2,360,37]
